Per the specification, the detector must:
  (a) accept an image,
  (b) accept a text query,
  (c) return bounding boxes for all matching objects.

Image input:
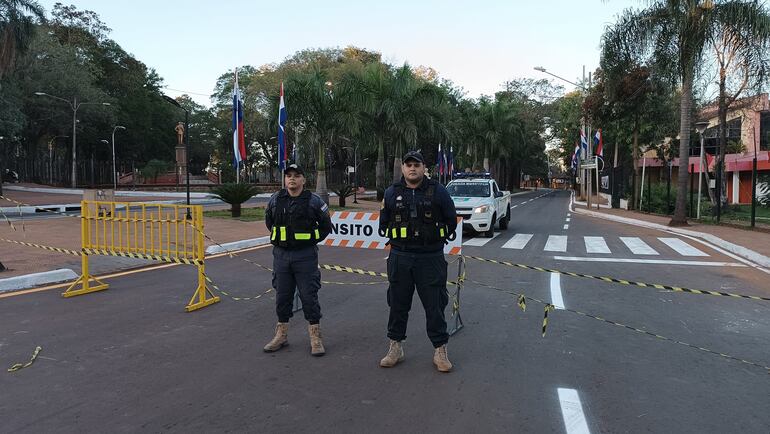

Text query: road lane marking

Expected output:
[552,256,745,267]
[550,272,564,309]
[619,237,659,255]
[565,218,571,222]
[558,388,591,434]
[502,233,533,249]
[658,237,709,257]
[545,235,568,252]
[584,236,611,254]
[563,224,569,230]
[462,232,500,246]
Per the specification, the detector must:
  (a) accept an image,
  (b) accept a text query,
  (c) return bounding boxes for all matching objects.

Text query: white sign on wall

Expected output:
[324,211,463,255]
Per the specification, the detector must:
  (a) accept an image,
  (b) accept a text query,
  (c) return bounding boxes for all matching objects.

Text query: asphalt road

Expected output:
[1,189,769,433]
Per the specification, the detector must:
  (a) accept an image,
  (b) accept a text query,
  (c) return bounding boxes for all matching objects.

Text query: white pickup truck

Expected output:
[446,175,511,237]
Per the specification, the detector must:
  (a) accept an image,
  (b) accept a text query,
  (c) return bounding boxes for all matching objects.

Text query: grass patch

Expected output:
[204,207,266,222]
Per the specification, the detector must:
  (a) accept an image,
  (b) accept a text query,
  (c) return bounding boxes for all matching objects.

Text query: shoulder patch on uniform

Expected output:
[321,203,329,212]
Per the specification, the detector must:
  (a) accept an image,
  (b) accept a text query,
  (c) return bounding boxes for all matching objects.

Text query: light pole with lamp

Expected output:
[34,92,111,188]
[111,126,126,190]
[161,95,191,214]
[694,121,710,220]
[342,143,359,203]
[534,66,593,208]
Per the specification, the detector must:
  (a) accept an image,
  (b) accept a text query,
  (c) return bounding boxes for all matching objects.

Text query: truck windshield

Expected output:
[447,183,490,197]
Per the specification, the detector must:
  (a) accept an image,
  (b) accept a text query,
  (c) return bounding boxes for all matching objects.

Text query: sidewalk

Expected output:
[571,200,770,268]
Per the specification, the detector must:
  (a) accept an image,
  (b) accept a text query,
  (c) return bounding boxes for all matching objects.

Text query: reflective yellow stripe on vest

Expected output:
[271,226,277,241]
[400,227,407,238]
[295,233,311,240]
[440,227,445,238]
[279,226,287,241]
[314,229,320,239]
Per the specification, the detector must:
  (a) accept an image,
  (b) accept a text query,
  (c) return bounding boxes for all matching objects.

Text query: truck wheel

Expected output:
[484,214,496,237]
[499,205,510,230]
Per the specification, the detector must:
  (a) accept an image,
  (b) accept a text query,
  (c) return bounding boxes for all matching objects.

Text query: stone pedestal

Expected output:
[175,145,187,185]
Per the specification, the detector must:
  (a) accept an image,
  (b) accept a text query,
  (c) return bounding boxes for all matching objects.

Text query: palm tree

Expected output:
[602,0,770,226]
[286,67,360,204]
[0,0,45,79]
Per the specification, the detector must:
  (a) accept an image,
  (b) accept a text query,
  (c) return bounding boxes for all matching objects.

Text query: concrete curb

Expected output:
[205,236,271,254]
[0,268,78,293]
[572,205,770,269]
[4,185,215,199]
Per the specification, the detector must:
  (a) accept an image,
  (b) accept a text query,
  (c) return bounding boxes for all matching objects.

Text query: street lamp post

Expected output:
[342,143,359,204]
[111,126,126,190]
[695,121,710,220]
[162,96,191,213]
[34,93,111,188]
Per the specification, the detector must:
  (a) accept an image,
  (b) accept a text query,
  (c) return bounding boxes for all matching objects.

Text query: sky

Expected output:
[38,0,640,106]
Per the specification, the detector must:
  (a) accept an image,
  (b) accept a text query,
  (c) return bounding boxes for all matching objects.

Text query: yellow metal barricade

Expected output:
[64,200,219,312]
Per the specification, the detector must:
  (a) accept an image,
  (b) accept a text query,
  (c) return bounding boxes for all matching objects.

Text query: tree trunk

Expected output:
[231,203,241,218]
[376,139,386,200]
[392,142,402,184]
[316,143,329,204]
[717,73,729,207]
[670,69,694,226]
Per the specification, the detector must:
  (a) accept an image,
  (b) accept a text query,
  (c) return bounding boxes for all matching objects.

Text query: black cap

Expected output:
[402,151,425,164]
[283,164,304,176]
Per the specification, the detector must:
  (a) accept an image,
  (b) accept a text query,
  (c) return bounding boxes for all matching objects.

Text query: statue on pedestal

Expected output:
[175,122,185,145]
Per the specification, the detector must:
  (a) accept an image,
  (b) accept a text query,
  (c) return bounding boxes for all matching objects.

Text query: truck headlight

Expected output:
[473,205,489,214]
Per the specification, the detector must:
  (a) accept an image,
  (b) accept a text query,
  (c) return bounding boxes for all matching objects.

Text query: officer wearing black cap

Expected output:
[264,164,332,357]
[379,151,457,372]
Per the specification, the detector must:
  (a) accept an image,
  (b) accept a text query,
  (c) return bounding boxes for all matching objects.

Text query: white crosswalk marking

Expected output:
[463,232,500,246]
[658,238,709,256]
[544,235,568,252]
[584,236,611,254]
[620,237,659,255]
[502,233,533,249]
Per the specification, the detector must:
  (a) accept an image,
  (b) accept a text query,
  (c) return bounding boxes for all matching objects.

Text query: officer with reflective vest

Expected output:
[264,164,332,356]
[378,151,457,372]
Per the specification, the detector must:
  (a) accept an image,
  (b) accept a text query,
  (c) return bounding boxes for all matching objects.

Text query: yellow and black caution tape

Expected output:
[7,346,42,372]
[517,294,527,312]
[203,274,275,302]
[1,238,81,256]
[542,304,555,337]
[468,278,770,374]
[81,248,203,265]
[320,264,387,278]
[466,255,770,302]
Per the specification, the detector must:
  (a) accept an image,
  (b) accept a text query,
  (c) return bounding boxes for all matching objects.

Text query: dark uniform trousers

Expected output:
[386,249,449,348]
[273,245,322,324]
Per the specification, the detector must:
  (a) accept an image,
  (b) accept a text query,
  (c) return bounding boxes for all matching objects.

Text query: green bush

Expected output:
[141,159,172,182]
[212,183,260,217]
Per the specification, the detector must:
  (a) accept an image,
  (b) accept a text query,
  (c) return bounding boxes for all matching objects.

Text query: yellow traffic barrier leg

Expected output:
[185,264,219,312]
[63,253,109,298]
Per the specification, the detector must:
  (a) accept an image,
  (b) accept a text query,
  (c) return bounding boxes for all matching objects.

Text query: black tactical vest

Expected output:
[270,190,321,249]
[386,180,448,247]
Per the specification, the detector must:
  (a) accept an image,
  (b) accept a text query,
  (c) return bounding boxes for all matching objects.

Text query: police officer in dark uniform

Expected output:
[379,151,457,372]
[264,164,332,356]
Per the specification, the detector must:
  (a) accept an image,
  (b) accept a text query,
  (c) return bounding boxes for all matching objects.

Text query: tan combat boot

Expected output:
[308,324,325,357]
[433,344,452,372]
[263,322,289,352]
[379,339,404,368]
